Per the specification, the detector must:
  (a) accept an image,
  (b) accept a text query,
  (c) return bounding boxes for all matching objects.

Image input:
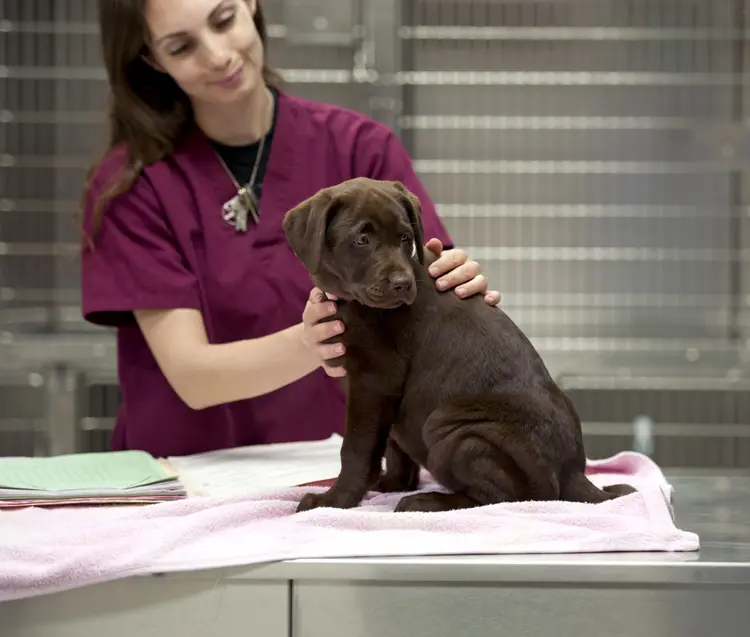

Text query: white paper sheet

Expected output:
[167,435,343,497]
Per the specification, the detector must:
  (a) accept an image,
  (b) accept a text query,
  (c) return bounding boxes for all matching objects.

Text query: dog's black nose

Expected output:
[389,272,413,294]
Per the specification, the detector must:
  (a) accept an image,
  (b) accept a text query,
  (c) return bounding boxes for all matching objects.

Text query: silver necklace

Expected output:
[216,133,266,233]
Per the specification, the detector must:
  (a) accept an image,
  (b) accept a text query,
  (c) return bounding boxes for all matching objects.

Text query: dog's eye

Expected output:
[401,233,411,243]
[354,234,369,246]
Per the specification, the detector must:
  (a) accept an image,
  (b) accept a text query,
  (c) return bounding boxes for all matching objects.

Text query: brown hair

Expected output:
[80,0,281,248]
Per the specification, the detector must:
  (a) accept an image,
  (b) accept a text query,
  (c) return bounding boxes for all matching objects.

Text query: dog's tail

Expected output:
[560,471,636,503]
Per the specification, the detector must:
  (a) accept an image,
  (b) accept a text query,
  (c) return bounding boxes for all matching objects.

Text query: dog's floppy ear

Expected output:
[391,181,425,264]
[283,189,338,274]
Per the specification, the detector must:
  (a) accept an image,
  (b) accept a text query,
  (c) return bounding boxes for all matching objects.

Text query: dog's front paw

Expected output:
[296,490,359,512]
[296,492,326,513]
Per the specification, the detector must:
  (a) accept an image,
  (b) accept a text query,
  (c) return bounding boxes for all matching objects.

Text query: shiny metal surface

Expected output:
[283,474,750,637]
[260,474,750,584]
[3,474,749,637]
[3,578,291,637]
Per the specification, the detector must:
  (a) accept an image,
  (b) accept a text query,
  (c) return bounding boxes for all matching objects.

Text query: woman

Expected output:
[80,0,502,457]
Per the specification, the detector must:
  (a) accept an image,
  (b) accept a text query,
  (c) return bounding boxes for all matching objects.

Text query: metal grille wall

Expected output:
[403,0,747,348]
[2,0,750,467]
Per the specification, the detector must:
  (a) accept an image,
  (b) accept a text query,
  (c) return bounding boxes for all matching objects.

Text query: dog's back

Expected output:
[381,251,585,493]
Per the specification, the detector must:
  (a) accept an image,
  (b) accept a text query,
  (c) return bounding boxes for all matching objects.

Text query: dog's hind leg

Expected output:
[393,443,525,512]
[394,491,479,512]
[560,472,637,503]
[393,400,561,514]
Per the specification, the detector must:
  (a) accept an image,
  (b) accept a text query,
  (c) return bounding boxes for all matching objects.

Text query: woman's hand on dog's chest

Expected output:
[302,287,347,377]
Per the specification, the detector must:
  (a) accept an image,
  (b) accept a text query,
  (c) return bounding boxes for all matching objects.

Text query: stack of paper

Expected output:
[0,450,188,509]
[167,434,344,497]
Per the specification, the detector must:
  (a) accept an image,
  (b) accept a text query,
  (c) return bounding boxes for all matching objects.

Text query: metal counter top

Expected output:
[5,473,750,637]
[276,473,750,637]
[233,473,750,585]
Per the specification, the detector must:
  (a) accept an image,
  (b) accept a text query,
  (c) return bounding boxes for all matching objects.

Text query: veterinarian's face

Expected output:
[144,0,263,106]
[329,204,419,309]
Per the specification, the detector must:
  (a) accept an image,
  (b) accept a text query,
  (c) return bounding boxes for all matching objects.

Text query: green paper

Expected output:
[0,451,173,492]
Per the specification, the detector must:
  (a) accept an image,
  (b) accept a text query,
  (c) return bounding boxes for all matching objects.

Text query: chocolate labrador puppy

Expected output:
[283,177,636,513]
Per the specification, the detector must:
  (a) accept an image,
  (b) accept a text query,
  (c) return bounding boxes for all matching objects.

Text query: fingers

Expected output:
[435,260,482,293]
[424,237,443,257]
[314,328,347,376]
[428,248,469,279]
[306,314,347,374]
[311,318,344,344]
[303,301,344,351]
[308,287,327,303]
[303,287,347,376]
[307,287,338,303]
[484,290,502,307]
[302,295,337,325]
[454,273,487,298]
[318,340,345,360]
[323,363,347,378]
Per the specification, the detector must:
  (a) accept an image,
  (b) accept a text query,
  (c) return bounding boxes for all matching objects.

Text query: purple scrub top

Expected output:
[81,90,453,458]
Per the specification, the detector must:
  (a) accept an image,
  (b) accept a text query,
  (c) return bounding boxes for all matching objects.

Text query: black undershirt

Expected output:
[210,87,279,203]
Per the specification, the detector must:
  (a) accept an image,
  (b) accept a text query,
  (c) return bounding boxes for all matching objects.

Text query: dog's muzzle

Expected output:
[365,270,417,308]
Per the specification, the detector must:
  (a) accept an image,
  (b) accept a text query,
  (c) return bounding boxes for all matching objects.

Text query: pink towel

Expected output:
[0,451,698,602]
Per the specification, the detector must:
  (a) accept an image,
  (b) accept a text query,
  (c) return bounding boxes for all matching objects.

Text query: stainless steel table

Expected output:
[3,474,750,637]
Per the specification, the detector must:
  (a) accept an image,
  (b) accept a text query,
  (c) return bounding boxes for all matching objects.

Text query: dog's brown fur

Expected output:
[283,177,636,513]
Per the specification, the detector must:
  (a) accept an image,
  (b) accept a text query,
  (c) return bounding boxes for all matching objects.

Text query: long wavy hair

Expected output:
[80,0,281,248]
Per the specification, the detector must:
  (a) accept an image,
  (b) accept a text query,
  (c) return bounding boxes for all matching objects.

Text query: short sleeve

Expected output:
[354,123,454,249]
[81,169,201,327]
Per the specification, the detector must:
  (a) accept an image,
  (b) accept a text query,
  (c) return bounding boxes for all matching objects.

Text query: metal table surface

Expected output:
[3,472,750,637]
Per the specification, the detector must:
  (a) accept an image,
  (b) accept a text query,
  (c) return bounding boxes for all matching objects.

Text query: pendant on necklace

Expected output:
[222,186,260,233]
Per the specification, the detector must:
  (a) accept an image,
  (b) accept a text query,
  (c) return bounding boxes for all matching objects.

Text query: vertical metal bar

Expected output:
[729,0,745,343]
[45,365,81,456]
[399,0,416,154]
[287,581,295,637]
[52,0,68,332]
[362,0,403,137]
